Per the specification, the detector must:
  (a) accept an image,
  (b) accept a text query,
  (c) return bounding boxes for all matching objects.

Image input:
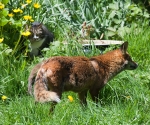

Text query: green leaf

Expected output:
[0,9,8,17]
[128,4,136,10]
[107,27,116,32]
[0,17,9,26]
[113,19,122,24]
[13,20,22,27]
[2,0,9,5]
[9,17,15,24]
[106,31,116,37]
[106,27,116,37]
[109,2,119,10]
[108,10,116,19]
[143,12,149,18]
[117,27,130,38]
[124,1,131,9]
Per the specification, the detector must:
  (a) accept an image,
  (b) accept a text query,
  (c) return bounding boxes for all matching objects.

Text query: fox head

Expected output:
[120,42,138,70]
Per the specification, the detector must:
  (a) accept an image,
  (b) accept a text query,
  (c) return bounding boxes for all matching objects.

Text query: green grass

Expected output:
[0,76,150,125]
[0,25,150,125]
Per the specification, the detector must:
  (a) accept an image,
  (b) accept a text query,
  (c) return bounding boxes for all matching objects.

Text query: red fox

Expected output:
[28,61,43,95]
[32,42,138,113]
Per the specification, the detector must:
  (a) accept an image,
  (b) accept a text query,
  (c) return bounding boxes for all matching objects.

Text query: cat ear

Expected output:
[24,24,30,31]
[120,41,128,54]
[38,23,43,28]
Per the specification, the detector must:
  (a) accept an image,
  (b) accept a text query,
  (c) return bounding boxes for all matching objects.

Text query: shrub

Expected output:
[0,0,150,57]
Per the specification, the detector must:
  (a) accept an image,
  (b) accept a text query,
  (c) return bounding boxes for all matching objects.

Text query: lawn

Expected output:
[0,25,150,125]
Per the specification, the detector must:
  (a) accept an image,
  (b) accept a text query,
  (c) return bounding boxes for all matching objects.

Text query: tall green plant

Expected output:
[124,25,150,70]
[1,0,150,57]
[0,47,29,97]
[44,0,150,40]
[0,0,52,57]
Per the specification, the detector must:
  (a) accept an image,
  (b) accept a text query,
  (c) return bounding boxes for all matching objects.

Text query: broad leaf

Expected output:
[107,27,116,32]
[106,31,116,37]
[108,10,116,19]
[106,27,116,37]
[109,2,119,10]
[13,20,22,28]
[117,27,130,38]
[2,0,9,5]
[0,9,8,17]
[0,17,9,26]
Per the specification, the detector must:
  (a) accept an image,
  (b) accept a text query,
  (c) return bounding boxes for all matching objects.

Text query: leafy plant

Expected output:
[44,0,150,40]
[0,0,150,57]
[0,0,47,57]
[0,53,29,97]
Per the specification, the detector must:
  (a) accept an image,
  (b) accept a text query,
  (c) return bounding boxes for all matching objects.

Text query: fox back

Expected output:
[32,42,138,113]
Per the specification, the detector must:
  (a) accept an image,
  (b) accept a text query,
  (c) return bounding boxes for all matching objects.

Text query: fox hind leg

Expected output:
[49,89,63,114]
[49,102,57,114]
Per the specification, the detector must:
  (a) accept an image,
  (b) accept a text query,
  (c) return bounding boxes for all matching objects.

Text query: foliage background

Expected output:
[0,0,150,124]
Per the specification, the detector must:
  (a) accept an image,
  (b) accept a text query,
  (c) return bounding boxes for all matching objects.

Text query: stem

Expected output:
[11,31,22,56]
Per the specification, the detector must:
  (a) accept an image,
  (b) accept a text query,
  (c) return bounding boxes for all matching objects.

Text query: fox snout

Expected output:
[129,61,138,70]
[126,60,138,70]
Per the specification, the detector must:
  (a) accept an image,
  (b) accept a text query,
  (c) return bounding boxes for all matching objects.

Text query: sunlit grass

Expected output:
[0,79,150,125]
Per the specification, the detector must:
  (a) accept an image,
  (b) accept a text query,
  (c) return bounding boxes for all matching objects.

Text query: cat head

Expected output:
[28,22,45,42]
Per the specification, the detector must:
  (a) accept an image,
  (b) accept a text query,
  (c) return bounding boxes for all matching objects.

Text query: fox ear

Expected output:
[120,42,128,54]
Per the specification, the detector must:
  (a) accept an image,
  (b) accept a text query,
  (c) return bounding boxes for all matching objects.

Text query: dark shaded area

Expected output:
[133,0,150,13]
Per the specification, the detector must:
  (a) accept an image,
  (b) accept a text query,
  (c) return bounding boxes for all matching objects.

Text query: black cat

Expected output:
[28,22,54,57]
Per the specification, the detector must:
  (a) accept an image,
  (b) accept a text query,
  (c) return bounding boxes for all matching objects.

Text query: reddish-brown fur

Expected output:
[33,42,138,113]
[28,60,47,95]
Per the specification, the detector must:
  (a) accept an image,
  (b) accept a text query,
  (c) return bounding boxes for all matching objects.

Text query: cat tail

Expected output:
[34,68,61,103]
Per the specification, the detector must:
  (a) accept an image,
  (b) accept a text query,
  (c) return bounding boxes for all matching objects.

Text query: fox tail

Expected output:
[33,68,61,103]
[28,62,43,96]
[28,74,36,96]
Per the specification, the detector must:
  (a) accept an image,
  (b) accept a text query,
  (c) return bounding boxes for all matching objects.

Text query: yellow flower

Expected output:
[23,15,34,22]
[0,37,4,43]
[8,13,14,17]
[30,19,34,22]
[33,3,41,9]
[13,8,23,13]
[21,31,31,36]
[68,95,73,102]
[0,2,5,9]
[20,9,23,13]
[23,15,32,20]
[2,95,7,101]
[26,0,32,4]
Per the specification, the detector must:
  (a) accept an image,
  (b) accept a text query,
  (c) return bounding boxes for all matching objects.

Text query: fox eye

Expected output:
[125,54,132,61]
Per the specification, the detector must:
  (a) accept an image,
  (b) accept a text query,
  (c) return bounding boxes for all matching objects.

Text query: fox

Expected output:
[28,61,43,95]
[33,42,138,113]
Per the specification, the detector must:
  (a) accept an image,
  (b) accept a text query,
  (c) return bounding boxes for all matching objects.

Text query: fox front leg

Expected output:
[89,88,100,104]
[78,90,88,107]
